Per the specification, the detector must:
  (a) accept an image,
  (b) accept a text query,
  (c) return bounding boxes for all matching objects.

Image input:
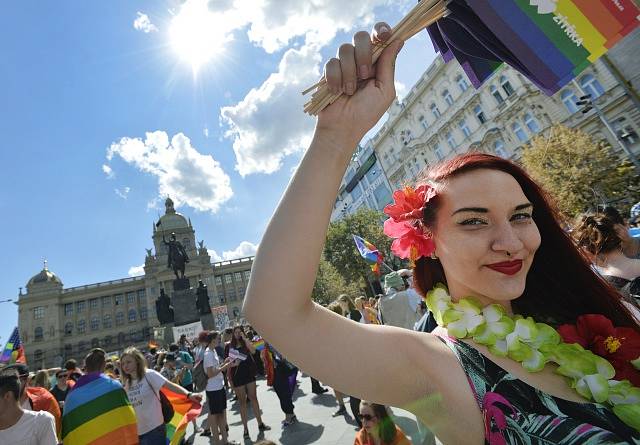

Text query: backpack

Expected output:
[192,359,208,392]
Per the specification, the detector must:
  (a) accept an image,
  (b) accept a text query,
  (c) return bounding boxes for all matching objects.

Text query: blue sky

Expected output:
[0,0,436,345]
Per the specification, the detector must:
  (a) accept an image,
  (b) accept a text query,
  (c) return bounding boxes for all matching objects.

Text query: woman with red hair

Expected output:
[243,22,640,444]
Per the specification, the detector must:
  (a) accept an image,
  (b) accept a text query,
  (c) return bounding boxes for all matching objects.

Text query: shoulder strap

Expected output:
[436,336,487,409]
[144,372,162,405]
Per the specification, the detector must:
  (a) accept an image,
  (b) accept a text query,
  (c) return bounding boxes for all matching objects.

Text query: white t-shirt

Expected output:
[0,409,57,445]
[203,347,224,391]
[125,369,166,435]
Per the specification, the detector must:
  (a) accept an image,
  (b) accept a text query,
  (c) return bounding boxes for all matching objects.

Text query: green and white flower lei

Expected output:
[426,284,640,431]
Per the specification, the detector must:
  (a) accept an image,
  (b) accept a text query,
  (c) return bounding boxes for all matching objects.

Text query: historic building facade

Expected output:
[17,198,253,369]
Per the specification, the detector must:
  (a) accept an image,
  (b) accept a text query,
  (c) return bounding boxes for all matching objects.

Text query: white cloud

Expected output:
[203,127,209,138]
[395,81,407,100]
[134,12,158,33]
[105,131,233,213]
[115,186,131,200]
[128,264,145,277]
[209,240,258,262]
[102,164,114,178]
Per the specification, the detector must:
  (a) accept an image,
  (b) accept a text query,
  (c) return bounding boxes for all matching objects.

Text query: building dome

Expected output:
[27,262,62,288]
[156,197,189,231]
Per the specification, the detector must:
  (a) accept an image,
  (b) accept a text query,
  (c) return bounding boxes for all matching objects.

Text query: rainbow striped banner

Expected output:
[62,373,138,445]
[161,387,202,445]
[252,336,266,351]
[0,327,26,365]
[353,234,384,275]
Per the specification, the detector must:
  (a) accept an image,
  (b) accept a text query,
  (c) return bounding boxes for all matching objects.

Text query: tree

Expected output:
[311,257,363,305]
[520,125,640,217]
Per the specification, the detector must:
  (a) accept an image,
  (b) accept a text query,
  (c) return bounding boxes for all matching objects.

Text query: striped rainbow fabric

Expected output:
[62,373,138,445]
[161,388,202,445]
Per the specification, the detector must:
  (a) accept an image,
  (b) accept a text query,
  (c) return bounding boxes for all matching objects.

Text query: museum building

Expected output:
[17,198,253,369]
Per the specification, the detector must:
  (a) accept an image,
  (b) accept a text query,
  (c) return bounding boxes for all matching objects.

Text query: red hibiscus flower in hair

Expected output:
[558,314,640,386]
[384,185,436,222]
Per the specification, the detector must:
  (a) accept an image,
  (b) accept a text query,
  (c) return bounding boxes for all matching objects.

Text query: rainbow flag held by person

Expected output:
[161,387,202,445]
[252,336,266,351]
[353,235,384,275]
[62,373,138,445]
[0,327,26,365]
[428,0,640,95]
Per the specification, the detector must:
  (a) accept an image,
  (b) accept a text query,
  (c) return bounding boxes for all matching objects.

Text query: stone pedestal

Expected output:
[173,278,190,291]
[200,313,215,330]
[171,288,200,326]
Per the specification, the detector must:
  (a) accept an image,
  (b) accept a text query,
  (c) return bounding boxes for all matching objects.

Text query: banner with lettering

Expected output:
[211,306,230,331]
[172,321,203,341]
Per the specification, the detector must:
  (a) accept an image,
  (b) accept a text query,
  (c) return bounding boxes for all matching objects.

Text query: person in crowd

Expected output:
[268,343,299,428]
[49,369,69,411]
[355,401,411,445]
[243,23,640,443]
[104,361,119,379]
[355,296,379,324]
[573,213,640,307]
[0,369,57,445]
[178,334,192,354]
[194,331,209,363]
[145,347,158,369]
[120,347,202,444]
[160,352,182,383]
[602,205,640,258]
[337,294,362,322]
[378,271,421,330]
[168,342,200,433]
[64,359,83,388]
[225,325,271,439]
[31,370,50,390]
[202,331,239,445]
[62,348,138,445]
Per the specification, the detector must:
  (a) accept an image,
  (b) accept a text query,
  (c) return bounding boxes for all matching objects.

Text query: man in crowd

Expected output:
[0,369,58,444]
[50,369,70,411]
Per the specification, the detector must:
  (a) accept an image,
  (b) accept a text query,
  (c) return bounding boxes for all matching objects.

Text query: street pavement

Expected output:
[185,374,433,445]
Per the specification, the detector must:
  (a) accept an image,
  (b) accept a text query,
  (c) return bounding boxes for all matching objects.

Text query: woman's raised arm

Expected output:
[243,26,454,409]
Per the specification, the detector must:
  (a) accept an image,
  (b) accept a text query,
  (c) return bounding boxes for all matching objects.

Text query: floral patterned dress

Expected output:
[439,336,640,444]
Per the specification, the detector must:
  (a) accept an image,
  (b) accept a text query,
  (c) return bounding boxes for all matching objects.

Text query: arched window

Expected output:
[116,312,124,326]
[512,122,528,142]
[458,120,471,138]
[77,319,86,334]
[580,74,604,99]
[103,314,112,329]
[561,89,579,114]
[64,322,73,336]
[474,105,487,124]
[490,86,504,105]
[523,113,540,133]
[456,75,469,92]
[90,316,99,331]
[418,115,428,130]
[494,140,508,158]
[128,309,137,323]
[140,308,148,320]
[34,327,43,342]
[34,350,43,362]
[442,89,454,106]
[430,103,441,119]
[500,75,515,96]
[91,338,100,348]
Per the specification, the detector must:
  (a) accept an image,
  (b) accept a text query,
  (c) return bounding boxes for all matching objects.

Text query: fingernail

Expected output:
[359,65,369,79]
[345,82,355,95]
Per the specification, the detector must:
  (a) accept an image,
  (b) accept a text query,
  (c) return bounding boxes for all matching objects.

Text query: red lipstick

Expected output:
[486,260,523,276]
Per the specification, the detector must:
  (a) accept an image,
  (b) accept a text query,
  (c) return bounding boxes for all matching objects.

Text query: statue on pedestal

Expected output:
[162,232,189,279]
[155,288,174,324]
[196,280,212,315]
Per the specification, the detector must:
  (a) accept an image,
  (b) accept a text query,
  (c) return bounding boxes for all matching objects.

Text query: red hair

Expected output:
[413,152,638,328]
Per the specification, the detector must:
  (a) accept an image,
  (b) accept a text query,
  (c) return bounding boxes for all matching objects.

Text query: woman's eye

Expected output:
[511,213,532,222]
[459,218,487,226]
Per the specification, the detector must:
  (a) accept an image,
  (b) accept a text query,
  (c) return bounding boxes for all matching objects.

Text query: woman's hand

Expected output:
[317,22,404,146]
[188,392,203,403]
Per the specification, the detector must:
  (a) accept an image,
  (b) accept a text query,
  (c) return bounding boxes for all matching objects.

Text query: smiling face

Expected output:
[430,169,541,307]
[121,355,137,376]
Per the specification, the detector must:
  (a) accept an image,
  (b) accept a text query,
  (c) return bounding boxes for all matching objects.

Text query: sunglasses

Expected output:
[358,414,376,422]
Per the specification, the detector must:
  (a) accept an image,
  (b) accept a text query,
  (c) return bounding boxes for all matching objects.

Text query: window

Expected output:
[442,89,454,106]
[400,129,412,145]
[500,75,515,96]
[34,327,43,342]
[434,144,444,161]
[511,122,528,142]
[114,294,123,306]
[33,306,44,320]
[446,132,456,150]
[350,184,362,201]
[77,341,88,352]
[128,309,137,323]
[224,274,233,285]
[64,303,73,316]
[91,316,99,331]
[126,292,135,305]
[580,74,604,99]
[523,113,540,133]
[490,86,504,105]
[117,332,126,345]
[430,103,441,119]
[561,89,579,114]
[91,338,100,348]
[140,307,148,320]
[234,272,242,282]
[614,117,639,145]
[77,319,86,334]
[215,276,222,286]
[373,183,392,208]
[102,296,111,308]
[233,307,241,318]
[64,322,73,336]
[103,335,113,347]
[89,298,99,310]
[456,75,469,92]
[76,301,85,313]
[137,289,146,303]
[34,350,43,362]
[227,288,236,301]
[458,120,471,138]
[130,329,141,342]
[103,314,112,329]
[494,140,508,158]
[116,312,124,326]
[474,105,487,124]
[64,344,73,357]
[419,115,428,130]
[243,270,251,281]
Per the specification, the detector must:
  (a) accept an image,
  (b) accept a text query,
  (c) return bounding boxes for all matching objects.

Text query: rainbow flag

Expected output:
[62,373,138,445]
[161,387,202,445]
[252,336,266,351]
[353,235,384,275]
[429,0,640,95]
[0,327,26,364]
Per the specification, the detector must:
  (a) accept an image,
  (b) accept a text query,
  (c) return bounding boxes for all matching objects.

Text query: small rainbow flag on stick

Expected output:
[0,327,26,365]
[252,336,266,351]
[353,235,385,276]
[162,387,202,445]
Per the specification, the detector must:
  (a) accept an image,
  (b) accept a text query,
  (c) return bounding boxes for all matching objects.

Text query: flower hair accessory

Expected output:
[383,184,437,265]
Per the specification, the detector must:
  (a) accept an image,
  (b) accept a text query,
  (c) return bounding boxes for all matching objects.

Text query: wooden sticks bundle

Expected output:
[302,0,449,116]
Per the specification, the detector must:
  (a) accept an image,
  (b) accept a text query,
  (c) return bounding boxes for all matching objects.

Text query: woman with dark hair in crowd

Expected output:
[602,206,640,258]
[266,342,299,427]
[224,325,270,439]
[243,23,640,444]
[355,401,411,445]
